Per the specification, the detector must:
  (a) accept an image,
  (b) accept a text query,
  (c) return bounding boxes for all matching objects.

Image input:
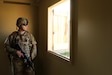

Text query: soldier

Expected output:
[4,17,37,75]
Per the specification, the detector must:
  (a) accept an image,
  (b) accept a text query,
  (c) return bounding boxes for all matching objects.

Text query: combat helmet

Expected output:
[16,17,28,27]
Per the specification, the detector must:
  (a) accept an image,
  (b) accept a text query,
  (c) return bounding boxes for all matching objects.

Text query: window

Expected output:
[48,0,70,61]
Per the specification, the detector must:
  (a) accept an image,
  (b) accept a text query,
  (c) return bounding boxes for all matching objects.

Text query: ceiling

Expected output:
[2,0,41,6]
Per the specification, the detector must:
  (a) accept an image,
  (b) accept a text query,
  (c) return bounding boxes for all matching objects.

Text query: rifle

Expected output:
[15,43,35,71]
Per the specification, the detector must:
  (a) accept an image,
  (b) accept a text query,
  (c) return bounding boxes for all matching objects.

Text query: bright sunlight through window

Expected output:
[48,0,70,60]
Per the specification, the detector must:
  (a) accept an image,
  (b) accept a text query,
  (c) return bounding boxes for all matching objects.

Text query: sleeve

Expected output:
[4,35,17,54]
[30,34,37,60]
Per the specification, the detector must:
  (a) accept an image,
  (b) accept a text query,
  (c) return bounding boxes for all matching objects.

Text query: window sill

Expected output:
[47,50,71,63]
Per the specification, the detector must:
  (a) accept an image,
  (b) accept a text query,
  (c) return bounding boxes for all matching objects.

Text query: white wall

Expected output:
[38,0,112,75]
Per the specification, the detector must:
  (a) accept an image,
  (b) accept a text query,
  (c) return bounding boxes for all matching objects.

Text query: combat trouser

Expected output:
[12,58,35,75]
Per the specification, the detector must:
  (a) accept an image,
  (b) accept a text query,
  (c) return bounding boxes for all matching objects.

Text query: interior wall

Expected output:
[38,0,112,75]
[0,1,39,75]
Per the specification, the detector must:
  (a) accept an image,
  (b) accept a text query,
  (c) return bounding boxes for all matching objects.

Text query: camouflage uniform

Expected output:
[4,18,37,75]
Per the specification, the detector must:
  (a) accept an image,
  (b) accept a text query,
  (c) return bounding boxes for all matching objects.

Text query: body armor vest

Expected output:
[9,31,32,58]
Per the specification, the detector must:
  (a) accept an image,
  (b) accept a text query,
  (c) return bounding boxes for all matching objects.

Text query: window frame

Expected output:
[47,0,72,63]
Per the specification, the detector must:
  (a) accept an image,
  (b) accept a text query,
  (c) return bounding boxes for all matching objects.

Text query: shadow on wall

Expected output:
[0,31,12,75]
